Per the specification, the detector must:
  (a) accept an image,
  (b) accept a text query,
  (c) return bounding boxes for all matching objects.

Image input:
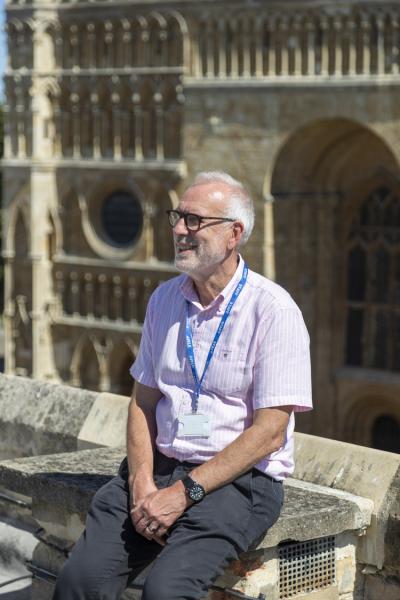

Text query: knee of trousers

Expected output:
[53,557,97,600]
[142,575,202,600]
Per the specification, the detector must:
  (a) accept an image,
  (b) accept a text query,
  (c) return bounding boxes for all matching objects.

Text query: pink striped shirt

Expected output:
[130,256,312,480]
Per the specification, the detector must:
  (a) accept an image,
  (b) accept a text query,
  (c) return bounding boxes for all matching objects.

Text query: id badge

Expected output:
[179,413,211,437]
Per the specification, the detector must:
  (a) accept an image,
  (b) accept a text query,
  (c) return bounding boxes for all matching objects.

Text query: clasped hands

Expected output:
[130,481,190,546]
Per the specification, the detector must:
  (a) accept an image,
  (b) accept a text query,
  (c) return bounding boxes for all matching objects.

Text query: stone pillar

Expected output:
[3,254,15,374]
[242,18,252,77]
[375,14,385,74]
[320,16,330,76]
[86,23,96,68]
[263,194,276,281]
[154,93,164,161]
[306,17,316,76]
[218,19,227,78]
[230,21,239,77]
[390,14,399,74]
[333,16,343,76]
[111,92,122,160]
[254,20,264,77]
[361,14,371,75]
[206,20,215,77]
[2,104,12,159]
[347,17,357,75]
[91,93,101,160]
[268,17,277,76]
[30,168,59,380]
[70,93,81,159]
[279,17,289,76]
[133,93,143,160]
[292,16,302,76]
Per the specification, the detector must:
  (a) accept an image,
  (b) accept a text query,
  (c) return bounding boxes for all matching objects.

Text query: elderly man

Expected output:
[54,172,312,600]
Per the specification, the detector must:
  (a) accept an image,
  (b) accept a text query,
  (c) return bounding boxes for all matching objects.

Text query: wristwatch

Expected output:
[182,475,206,503]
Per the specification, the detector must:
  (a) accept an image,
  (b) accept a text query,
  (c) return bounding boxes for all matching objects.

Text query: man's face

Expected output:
[173,183,235,277]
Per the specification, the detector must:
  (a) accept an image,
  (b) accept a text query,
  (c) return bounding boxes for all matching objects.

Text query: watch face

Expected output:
[189,483,205,502]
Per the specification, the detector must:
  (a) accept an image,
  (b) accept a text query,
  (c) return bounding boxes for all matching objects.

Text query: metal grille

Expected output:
[279,536,336,598]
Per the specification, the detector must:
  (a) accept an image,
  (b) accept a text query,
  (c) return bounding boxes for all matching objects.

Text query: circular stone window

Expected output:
[101,191,143,248]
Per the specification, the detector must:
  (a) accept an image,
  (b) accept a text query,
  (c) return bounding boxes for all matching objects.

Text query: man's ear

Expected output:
[228,221,244,249]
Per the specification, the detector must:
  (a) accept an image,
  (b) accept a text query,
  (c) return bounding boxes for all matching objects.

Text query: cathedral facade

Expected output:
[2,0,400,451]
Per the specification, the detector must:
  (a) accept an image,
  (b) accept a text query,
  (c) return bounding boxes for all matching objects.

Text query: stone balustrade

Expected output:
[52,260,176,325]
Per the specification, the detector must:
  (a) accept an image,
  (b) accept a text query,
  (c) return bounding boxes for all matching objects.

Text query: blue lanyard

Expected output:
[185,263,248,413]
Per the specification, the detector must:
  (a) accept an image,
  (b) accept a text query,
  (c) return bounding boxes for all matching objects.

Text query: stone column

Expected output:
[154,92,164,161]
[333,16,343,77]
[218,19,227,78]
[279,17,289,76]
[86,23,96,68]
[320,16,330,76]
[70,24,79,68]
[375,14,385,74]
[133,93,143,160]
[263,194,276,281]
[347,17,357,75]
[242,18,252,77]
[390,14,399,74]
[104,22,114,68]
[2,104,12,159]
[254,20,264,77]
[306,17,316,76]
[30,168,59,380]
[91,93,101,159]
[70,93,81,159]
[111,92,122,160]
[3,254,15,374]
[206,20,215,77]
[267,17,277,76]
[230,21,239,77]
[361,13,371,75]
[292,16,303,76]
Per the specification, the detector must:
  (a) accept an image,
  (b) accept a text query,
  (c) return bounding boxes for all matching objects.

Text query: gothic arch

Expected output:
[343,392,400,449]
[70,334,101,390]
[108,339,136,396]
[5,187,30,257]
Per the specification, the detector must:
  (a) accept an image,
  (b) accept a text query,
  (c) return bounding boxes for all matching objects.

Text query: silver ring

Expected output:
[147,523,158,533]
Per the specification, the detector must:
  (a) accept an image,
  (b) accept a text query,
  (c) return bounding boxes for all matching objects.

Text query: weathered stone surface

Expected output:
[0,374,97,459]
[364,572,400,600]
[0,447,371,549]
[294,432,400,568]
[77,393,130,450]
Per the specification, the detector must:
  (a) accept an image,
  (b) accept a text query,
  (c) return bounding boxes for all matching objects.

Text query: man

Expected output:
[54,172,312,600]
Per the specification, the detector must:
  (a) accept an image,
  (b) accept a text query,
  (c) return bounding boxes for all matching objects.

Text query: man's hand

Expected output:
[131,481,190,545]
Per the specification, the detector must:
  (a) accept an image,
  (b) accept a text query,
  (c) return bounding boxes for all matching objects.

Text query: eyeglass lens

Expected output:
[168,211,200,231]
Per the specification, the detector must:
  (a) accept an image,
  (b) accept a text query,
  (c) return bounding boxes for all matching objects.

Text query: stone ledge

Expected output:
[0,447,372,548]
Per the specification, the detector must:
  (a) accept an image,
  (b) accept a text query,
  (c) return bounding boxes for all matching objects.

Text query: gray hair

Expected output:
[190,171,255,246]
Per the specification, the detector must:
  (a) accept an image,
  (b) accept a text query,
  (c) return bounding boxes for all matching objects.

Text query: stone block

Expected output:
[0,374,97,459]
[77,392,130,450]
[364,573,400,600]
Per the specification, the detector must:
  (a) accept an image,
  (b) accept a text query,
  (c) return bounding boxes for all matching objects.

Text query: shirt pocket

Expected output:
[204,346,249,395]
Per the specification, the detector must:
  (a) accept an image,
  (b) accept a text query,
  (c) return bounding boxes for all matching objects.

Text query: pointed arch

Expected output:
[70,334,101,391]
[108,339,136,396]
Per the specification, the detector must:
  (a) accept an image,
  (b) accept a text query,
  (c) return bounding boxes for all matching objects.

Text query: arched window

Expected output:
[345,186,400,370]
[371,415,400,453]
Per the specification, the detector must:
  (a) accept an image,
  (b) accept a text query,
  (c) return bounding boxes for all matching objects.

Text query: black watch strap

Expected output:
[182,475,206,503]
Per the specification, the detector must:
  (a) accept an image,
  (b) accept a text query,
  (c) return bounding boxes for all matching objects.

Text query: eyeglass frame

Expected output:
[166,209,237,232]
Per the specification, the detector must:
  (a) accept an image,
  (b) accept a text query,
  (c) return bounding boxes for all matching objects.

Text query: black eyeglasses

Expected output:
[166,210,236,232]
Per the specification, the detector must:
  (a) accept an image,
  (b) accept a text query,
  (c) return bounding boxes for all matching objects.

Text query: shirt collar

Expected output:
[180,255,244,311]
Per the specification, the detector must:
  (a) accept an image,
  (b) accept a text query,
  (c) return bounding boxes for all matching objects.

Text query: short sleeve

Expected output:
[130,292,159,389]
[252,307,312,412]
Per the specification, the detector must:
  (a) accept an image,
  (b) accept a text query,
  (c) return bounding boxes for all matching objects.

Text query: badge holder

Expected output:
[179,413,211,437]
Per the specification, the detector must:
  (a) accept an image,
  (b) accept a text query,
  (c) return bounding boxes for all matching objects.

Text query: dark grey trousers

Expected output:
[53,452,283,600]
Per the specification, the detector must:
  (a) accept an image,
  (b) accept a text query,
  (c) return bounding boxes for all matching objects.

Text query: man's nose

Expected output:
[173,216,189,235]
